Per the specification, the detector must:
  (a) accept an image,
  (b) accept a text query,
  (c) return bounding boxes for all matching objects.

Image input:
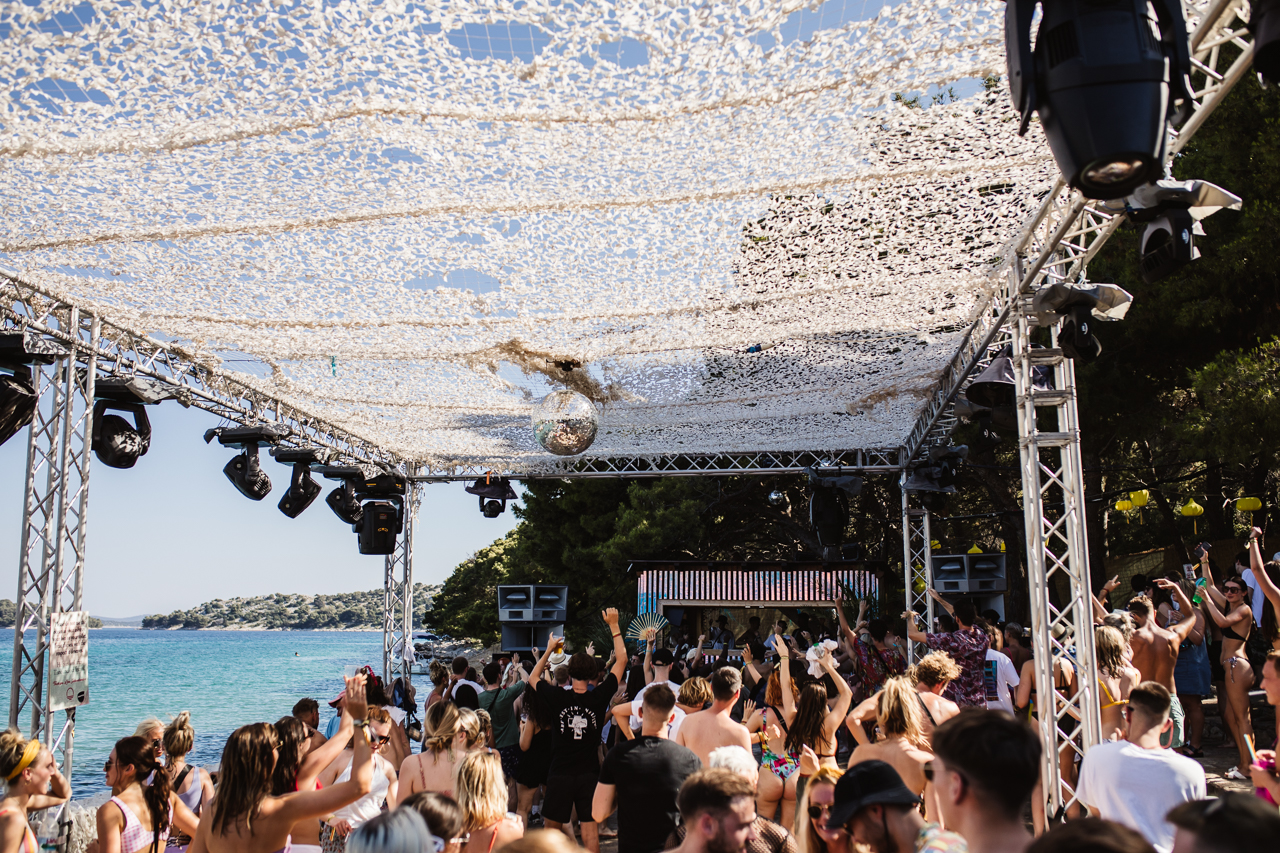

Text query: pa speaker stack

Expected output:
[497,585,568,652]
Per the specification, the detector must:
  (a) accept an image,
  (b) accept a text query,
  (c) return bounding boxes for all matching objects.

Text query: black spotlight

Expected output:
[0,369,37,449]
[205,425,287,501]
[271,448,332,518]
[965,346,1055,408]
[358,500,403,555]
[465,477,517,518]
[278,463,322,518]
[1006,0,1193,199]
[1031,282,1133,362]
[325,479,364,526]
[1254,0,1280,85]
[91,401,151,468]
[905,445,969,493]
[1127,179,1241,283]
[806,468,861,561]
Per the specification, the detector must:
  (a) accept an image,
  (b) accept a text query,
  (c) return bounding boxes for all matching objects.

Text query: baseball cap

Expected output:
[651,648,675,666]
[828,760,922,829]
[328,691,345,708]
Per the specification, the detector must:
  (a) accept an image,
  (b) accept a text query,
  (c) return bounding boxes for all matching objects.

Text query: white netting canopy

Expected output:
[0,0,1061,471]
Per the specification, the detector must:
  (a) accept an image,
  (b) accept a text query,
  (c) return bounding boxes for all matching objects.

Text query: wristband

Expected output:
[612,632,621,638]
[353,719,369,728]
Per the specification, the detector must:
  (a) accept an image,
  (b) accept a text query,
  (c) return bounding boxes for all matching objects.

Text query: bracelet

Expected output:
[612,632,621,638]
[352,719,368,728]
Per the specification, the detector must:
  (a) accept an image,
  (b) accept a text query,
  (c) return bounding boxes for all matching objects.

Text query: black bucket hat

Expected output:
[828,760,923,829]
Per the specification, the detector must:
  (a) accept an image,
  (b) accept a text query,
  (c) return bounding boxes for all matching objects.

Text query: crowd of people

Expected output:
[0,564,1278,853]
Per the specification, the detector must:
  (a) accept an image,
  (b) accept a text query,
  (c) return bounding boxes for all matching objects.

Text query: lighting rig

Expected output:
[317,466,406,555]
[204,424,288,501]
[91,377,176,469]
[270,447,334,518]
[0,332,62,449]
[466,477,517,518]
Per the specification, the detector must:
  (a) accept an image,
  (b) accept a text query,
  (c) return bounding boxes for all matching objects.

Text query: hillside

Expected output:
[0,601,102,628]
[140,584,439,630]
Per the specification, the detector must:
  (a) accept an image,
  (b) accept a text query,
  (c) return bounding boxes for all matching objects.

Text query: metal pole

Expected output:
[900,479,933,664]
[383,477,418,689]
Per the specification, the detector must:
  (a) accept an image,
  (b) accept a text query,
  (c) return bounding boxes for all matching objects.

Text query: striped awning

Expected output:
[633,561,880,615]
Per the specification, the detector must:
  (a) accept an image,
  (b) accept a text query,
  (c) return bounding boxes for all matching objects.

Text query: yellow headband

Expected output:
[6,740,40,781]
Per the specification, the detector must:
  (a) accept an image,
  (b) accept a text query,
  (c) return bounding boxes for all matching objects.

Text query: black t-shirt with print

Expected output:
[536,673,618,775]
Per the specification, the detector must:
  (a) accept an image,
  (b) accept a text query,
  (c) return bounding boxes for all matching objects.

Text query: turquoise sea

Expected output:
[1,628,397,799]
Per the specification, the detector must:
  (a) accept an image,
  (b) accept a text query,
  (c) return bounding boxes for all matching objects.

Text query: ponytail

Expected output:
[114,736,171,853]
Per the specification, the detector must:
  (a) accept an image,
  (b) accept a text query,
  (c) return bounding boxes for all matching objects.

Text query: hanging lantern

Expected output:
[1237,497,1262,512]
[1129,490,1149,507]
[999,540,1007,553]
[1115,499,1134,512]
[1182,497,1204,534]
[968,544,983,554]
[930,539,942,551]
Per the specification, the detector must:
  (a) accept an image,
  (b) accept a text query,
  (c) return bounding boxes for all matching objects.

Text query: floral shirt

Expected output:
[846,636,906,703]
[926,627,990,707]
[916,823,968,853]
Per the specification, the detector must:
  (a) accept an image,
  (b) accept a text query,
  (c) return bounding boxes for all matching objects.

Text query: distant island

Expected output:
[0,601,103,629]
[139,585,439,630]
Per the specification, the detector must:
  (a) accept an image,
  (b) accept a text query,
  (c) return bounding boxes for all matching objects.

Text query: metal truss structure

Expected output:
[8,308,97,790]
[0,2,1255,816]
[899,491,933,665]
[383,481,421,691]
[1012,301,1103,819]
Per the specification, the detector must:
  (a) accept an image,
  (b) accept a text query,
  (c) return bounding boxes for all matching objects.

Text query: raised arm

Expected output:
[527,632,558,685]
[1153,580,1199,644]
[1249,529,1280,613]
[278,675,375,825]
[605,608,627,682]
[835,589,859,647]
[927,588,955,616]
[297,704,355,791]
[902,610,928,644]
[642,629,656,683]
[25,760,70,811]
[1198,551,1228,610]
[819,647,852,724]
[777,627,796,719]
[845,692,878,745]
[1093,576,1120,622]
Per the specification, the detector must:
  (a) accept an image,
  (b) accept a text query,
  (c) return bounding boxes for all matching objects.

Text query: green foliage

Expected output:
[139,584,437,631]
[0,602,100,628]
[427,532,520,646]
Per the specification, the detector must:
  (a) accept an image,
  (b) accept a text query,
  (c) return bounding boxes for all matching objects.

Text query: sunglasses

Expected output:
[808,804,832,820]
[103,759,113,771]
[373,733,391,746]
[1224,586,1244,594]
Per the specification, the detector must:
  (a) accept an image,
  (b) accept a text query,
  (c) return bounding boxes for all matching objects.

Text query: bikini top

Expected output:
[1098,677,1128,710]
[915,692,937,727]
[0,808,38,853]
[1223,623,1247,642]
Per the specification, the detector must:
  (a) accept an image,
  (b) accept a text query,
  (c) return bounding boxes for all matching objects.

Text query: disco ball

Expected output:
[768,490,788,507]
[532,390,599,456]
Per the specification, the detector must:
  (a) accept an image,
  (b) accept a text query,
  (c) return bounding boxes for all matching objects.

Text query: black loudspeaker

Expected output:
[358,501,402,555]
[930,553,1008,594]
[498,584,568,651]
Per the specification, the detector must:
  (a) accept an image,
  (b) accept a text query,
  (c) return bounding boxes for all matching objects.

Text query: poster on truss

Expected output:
[49,611,89,711]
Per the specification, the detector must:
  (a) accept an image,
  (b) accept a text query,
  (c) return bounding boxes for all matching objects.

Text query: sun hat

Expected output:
[827,760,922,829]
[548,651,569,667]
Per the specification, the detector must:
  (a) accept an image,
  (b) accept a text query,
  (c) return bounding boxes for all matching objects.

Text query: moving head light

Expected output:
[271,448,334,518]
[466,477,517,518]
[91,377,174,469]
[0,332,64,449]
[204,425,288,501]
[1031,282,1134,362]
[1006,0,1193,199]
[1126,180,1241,283]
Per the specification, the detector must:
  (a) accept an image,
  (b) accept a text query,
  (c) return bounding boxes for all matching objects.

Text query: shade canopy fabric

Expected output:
[0,0,1066,472]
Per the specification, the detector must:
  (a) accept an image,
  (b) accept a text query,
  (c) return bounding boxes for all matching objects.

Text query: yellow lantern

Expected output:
[1237,497,1262,512]
[1129,490,1149,507]
[1182,497,1204,533]
[930,539,942,551]
[999,540,1007,553]
[967,544,983,554]
[1114,499,1133,512]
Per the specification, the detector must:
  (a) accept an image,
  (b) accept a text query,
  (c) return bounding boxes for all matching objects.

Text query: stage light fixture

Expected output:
[0,332,64,450]
[1006,0,1193,199]
[904,445,969,493]
[1126,180,1241,283]
[965,346,1055,408]
[806,468,861,560]
[325,480,364,526]
[271,448,333,518]
[204,424,287,501]
[466,477,517,518]
[1031,282,1134,362]
[358,499,403,555]
[91,401,151,469]
[1254,0,1280,85]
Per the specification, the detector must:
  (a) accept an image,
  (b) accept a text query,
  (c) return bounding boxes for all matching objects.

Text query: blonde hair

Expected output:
[474,709,493,749]
[1095,625,1126,678]
[877,676,927,749]
[678,677,711,708]
[134,717,165,739]
[344,706,392,749]
[457,708,483,750]
[424,702,463,755]
[910,651,961,688]
[793,765,843,852]
[454,750,507,832]
[0,728,42,785]
[164,711,195,758]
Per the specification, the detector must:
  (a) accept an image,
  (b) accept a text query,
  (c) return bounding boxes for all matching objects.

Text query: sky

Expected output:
[0,402,521,618]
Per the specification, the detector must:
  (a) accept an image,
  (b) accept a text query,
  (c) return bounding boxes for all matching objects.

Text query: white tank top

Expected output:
[329,755,390,828]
